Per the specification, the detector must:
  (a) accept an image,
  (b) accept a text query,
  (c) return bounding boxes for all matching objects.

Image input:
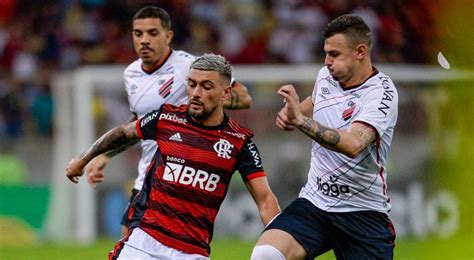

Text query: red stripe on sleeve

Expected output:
[246,171,266,181]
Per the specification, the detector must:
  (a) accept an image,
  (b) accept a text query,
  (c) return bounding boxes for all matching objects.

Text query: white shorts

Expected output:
[110,227,209,260]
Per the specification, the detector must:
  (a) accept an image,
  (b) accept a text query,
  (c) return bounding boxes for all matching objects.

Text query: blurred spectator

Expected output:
[0,0,439,138]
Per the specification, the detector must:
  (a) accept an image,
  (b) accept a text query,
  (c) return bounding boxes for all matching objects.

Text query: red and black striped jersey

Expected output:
[131,104,265,256]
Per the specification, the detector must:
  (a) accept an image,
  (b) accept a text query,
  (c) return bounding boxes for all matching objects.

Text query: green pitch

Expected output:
[0,235,472,259]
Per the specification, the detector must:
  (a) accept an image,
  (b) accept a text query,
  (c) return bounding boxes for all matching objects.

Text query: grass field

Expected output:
[0,235,472,259]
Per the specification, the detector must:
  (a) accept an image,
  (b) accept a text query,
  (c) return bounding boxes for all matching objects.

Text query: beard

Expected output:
[188,107,210,119]
[188,99,210,119]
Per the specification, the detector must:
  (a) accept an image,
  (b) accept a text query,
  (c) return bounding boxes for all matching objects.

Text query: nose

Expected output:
[140,34,150,45]
[190,86,202,98]
[324,55,332,68]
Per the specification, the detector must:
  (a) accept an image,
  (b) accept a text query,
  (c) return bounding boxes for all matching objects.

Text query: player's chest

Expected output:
[313,84,364,126]
[127,73,183,115]
[157,124,242,166]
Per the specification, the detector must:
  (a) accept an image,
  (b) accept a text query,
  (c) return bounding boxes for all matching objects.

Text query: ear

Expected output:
[166,30,174,45]
[222,86,231,101]
[355,44,368,60]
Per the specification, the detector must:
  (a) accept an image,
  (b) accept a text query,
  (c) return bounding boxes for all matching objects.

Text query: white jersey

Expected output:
[124,50,195,190]
[299,66,398,213]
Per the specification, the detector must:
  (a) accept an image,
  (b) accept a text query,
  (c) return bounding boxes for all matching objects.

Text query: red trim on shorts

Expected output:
[108,229,133,260]
[246,171,266,181]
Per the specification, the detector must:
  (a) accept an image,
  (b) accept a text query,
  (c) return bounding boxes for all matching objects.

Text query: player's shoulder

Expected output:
[161,103,187,112]
[367,69,398,93]
[123,59,142,76]
[169,50,196,63]
[224,117,254,139]
[317,66,331,79]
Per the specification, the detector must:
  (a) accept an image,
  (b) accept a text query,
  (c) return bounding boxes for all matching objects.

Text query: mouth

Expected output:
[190,100,203,108]
[139,48,153,55]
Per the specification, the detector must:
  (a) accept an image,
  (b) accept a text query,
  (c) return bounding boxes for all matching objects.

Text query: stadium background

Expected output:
[0,0,472,259]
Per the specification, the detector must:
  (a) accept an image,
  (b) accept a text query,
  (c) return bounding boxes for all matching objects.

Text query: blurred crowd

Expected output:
[0,0,438,139]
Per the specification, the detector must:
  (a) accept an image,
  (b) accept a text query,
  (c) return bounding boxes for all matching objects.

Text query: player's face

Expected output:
[324,34,360,84]
[132,18,173,70]
[187,69,230,123]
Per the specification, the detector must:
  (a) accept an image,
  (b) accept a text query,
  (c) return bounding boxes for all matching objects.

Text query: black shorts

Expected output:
[265,198,396,260]
[120,188,140,226]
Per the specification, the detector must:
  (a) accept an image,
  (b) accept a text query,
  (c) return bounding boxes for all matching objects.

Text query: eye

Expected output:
[133,31,142,37]
[149,29,159,37]
[203,83,213,90]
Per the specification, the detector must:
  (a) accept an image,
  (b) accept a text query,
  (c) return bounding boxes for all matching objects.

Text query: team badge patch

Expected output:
[213,139,234,159]
[158,76,174,98]
[342,101,356,121]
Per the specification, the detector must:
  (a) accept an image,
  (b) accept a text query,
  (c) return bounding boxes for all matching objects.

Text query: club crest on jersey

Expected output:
[158,76,174,98]
[342,101,356,121]
[213,139,234,159]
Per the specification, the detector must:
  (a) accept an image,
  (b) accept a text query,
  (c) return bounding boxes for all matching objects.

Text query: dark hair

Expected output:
[322,15,372,48]
[191,53,233,85]
[133,6,171,30]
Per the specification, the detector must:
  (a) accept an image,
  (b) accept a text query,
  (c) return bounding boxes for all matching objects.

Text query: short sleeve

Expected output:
[353,81,398,137]
[237,139,266,182]
[136,109,161,140]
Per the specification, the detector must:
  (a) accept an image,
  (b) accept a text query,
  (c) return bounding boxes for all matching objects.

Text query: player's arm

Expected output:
[223,81,252,109]
[278,85,377,158]
[66,120,139,184]
[104,113,140,157]
[245,176,281,226]
[86,113,139,187]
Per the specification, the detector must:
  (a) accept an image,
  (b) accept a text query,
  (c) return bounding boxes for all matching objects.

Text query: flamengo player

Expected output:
[66,54,280,259]
[85,6,251,237]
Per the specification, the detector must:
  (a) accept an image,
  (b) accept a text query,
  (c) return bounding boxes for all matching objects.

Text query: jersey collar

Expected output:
[340,67,379,91]
[141,49,173,75]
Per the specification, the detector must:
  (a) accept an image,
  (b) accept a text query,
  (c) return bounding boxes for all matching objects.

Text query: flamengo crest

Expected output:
[213,139,234,159]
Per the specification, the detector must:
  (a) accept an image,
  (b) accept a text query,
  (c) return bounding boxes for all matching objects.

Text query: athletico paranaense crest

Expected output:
[342,101,356,121]
[158,76,174,98]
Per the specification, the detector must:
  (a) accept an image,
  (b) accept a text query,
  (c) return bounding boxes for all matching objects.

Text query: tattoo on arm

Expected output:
[105,139,139,157]
[348,123,377,148]
[230,89,239,109]
[299,117,340,147]
[104,114,139,158]
[81,122,139,161]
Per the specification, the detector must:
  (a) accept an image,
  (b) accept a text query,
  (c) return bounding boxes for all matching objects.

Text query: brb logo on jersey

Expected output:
[163,161,220,192]
[213,139,234,159]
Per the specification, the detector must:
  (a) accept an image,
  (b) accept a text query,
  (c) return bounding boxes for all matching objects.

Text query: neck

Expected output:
[191,109,225,127]
[341,61,373,89]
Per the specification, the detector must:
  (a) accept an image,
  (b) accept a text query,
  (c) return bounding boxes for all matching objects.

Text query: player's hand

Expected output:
[66,158,87,184]
[277,85,304,127]
[276,107,296,131]
[86,154,109,188]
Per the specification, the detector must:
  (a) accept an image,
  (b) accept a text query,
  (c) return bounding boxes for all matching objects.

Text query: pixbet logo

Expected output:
[163,162,220,192]
[159,113,187,124]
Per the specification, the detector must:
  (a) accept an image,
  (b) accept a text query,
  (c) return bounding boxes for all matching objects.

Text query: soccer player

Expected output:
[251,15,398,260]
[66,54,280,259]
[85,6,252,237]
